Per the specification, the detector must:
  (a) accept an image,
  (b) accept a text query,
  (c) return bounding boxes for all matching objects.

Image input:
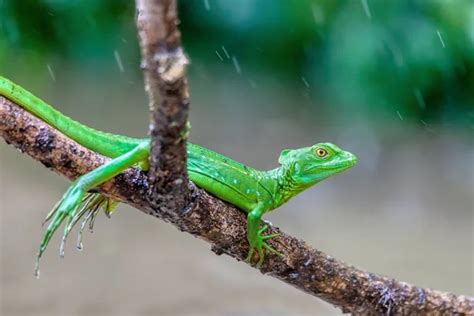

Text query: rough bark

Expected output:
[2,97,473,315]
[135,0,192,220]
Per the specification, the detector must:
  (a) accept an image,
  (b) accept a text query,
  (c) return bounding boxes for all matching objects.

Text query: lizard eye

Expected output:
[315,148,328,158]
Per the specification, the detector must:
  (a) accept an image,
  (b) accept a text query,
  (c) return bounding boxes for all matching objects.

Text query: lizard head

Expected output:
[278,143,357,190]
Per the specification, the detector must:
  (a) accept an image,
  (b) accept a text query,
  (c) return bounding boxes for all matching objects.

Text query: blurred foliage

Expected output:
[1,0,473,127]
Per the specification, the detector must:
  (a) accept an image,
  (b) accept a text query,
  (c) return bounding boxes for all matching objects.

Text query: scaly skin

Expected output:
[0,76,358,275]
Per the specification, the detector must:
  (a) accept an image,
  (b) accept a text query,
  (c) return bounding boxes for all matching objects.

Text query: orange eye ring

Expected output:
[315,148,328,158]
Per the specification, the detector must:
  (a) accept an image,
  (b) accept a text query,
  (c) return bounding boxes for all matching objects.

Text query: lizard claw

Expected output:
[245,225,282,267]
[34,184,117,277]
[35,184,85,277]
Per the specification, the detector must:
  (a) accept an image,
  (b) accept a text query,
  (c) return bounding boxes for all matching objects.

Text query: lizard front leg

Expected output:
[245,205,282,267]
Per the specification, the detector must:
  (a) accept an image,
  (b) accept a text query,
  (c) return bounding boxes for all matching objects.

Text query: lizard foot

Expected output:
[245,225,282,268]
[75,193,118,251]
[35,184,117,277]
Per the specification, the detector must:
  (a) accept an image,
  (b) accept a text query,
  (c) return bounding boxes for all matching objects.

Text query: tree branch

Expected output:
[1,0,473,314]
[135,0,192,217]
[2,97,473,314]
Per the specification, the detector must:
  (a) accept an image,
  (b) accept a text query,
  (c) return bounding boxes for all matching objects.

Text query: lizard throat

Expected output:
[267,166,307,207]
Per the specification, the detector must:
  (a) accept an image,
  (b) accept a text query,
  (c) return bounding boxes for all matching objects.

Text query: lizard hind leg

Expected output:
[34,141,150,278]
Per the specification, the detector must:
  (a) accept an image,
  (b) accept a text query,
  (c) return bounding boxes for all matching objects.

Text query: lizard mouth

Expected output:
[304,161,354,173]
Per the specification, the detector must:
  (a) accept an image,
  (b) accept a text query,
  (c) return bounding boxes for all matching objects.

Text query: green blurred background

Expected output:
[1,1,472,315]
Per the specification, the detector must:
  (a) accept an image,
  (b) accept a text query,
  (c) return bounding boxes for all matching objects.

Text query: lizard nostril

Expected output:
[343,152,357,166]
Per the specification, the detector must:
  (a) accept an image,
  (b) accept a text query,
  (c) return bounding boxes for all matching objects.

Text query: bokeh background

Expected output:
[1,0,473,315]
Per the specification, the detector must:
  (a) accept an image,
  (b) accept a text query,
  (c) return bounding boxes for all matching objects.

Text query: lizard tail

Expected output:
[0,76,143,158]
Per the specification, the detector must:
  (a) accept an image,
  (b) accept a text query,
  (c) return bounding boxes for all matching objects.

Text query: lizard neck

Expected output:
[265,166,305,208]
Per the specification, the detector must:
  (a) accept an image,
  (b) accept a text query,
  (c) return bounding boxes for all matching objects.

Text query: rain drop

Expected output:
[34,260,41,279]
[221,45,230,59]
[436,30,446,48]
[203,0,210,11]
[311,4,324,24]
[59,237,66,258]
[396,110,403,121]
[215,50,223,61]
[47,64,56,81]
[414,88,426,109]
[301,77,310,88]
[232,56,242,74]
[361,0,371,19]
[114,49,125,73]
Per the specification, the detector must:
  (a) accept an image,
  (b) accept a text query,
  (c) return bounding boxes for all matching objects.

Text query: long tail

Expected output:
[0,76,143,158]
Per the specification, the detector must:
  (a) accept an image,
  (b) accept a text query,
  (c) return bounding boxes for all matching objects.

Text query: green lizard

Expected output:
[0,76,358,275]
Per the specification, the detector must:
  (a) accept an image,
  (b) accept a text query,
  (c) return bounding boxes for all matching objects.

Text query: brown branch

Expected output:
[135,0,192,217]
[2,97,473,315]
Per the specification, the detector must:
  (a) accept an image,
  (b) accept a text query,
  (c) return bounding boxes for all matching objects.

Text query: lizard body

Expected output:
[0,76,357,274]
